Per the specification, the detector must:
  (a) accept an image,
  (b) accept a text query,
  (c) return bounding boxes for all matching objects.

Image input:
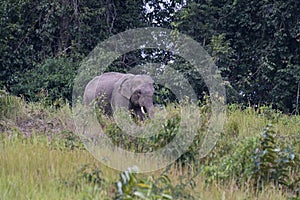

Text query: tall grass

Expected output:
[0,132,119,200]
[0,93,299,199]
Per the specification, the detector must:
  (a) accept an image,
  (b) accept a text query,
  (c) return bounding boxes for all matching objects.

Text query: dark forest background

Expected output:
[1,0,299,113]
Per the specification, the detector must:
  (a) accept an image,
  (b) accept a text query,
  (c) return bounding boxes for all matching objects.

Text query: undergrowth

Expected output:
[0,93,300,199]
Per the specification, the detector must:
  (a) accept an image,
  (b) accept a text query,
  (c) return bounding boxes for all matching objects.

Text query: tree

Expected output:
[173,0,300,112]
[0,0,146,102]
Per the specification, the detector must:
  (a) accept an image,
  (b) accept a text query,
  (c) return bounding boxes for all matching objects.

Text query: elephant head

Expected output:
[112,74,155,120]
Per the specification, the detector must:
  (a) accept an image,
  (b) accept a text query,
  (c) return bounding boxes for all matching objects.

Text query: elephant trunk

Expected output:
[146,105,155,118]
[138,93,154,119]
[136,103,154,120]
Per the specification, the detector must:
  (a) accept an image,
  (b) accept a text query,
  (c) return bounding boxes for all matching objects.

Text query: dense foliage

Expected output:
[0,0,299,111]
[174,0,300,112]
[0,0,144,102]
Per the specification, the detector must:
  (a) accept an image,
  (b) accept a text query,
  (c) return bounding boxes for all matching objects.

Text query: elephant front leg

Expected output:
[97,95,113,116]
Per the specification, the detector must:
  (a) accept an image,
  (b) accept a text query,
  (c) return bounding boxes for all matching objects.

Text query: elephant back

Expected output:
[83,72,124,106]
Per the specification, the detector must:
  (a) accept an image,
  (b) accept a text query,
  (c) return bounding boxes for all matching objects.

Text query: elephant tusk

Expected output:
[141,106,146,115]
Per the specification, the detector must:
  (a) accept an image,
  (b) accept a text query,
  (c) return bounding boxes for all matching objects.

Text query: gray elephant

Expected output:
[83,72,155,120]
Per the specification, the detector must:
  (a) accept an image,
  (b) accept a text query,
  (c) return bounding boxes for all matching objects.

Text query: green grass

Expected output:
[0,133,115,199]
[0,94,299,199]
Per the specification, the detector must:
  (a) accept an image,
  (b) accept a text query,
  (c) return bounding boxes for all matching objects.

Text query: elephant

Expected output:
[83,72,155,120]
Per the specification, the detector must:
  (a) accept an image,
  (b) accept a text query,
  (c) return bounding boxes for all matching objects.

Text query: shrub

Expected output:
[10,57,79,104]
[201,124,300,196]
[98,103,182,153]
[115,166,194,200]
[253,125,300,192]
[202,135,258,185]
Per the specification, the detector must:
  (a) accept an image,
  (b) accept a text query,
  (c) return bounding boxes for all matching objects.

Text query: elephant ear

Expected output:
[130,89,141,106]
[118,74,135,99]
[119,74,154,99]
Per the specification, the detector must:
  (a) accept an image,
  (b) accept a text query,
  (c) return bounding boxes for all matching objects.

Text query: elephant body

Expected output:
[83,72,155,120]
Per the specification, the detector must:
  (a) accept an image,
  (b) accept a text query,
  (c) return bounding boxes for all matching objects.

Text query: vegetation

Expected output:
[1,94,299,199]
[0,0,299,112]
[1,0,300,199]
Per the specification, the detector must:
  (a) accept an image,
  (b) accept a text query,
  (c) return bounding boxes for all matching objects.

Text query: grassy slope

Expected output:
[0,96,299,199]
[0,135,290,200]
[0,137,117,199]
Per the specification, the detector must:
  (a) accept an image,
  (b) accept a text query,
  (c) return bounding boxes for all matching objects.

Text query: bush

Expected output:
[202,135,258,185]
[98,103,182,153]
[253,125,300,192]
[115,166,194,200]
[201,124,300,195]
[10,57,79,104]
